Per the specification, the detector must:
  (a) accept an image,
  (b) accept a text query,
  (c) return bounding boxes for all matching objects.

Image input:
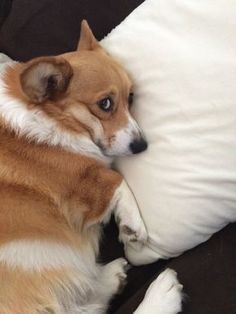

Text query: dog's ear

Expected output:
[20,57,73,103]
[77,20,101,51]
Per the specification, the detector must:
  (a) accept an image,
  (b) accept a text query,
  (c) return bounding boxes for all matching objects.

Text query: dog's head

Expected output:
[19,21,147,157]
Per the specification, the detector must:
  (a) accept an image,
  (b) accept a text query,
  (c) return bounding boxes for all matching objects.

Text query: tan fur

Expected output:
[0,265,73,314]
[0,128,121,245]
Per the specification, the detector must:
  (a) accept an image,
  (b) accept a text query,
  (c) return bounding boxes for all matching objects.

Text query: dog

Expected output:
[0,20,182,313]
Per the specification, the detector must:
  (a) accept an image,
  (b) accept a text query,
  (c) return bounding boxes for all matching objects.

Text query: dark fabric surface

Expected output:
[170,223,236,314]
[0,0,144,61]
[0,0,12,28]
[111,223,236,314]
[0,1,236,313]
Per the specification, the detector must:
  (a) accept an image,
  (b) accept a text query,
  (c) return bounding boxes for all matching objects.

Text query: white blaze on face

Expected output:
[68,106,146,157]
[105,113,143,156]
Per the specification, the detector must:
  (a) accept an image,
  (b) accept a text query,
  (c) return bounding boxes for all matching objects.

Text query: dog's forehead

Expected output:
[62,51,131,88]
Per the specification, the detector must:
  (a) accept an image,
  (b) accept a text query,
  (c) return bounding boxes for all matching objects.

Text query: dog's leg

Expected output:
[111,179,147,248]
[89,258,128,311]
[71,167,147,248]
[134,269,183,314]
[100,257,128,295]
[68,167,147,255]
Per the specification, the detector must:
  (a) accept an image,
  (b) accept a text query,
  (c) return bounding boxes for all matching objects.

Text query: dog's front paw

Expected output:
[103,258,129,294]
[117,214,148,249]
[135,268,183,314]
[113,180,148,248]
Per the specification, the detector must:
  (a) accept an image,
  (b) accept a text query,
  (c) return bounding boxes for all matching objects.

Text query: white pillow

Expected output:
[102,0,236,265]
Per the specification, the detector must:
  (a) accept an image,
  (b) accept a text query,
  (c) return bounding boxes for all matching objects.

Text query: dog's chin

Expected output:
[95,141,129,158]
[105,152,132,158]
[95,141,132,158]
[96,137,148,158]
[101,148,133,158]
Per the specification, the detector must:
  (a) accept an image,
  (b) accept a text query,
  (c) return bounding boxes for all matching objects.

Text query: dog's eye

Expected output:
[128,92,134,107]
[97,97,113,112]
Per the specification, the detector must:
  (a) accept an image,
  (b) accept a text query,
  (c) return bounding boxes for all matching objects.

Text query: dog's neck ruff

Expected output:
[0,65,111,165]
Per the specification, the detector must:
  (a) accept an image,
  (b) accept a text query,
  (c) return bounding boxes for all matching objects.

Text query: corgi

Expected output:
[0,20,182,313]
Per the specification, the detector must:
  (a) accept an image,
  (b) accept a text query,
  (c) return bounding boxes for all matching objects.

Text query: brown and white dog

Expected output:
[0,21,182,314]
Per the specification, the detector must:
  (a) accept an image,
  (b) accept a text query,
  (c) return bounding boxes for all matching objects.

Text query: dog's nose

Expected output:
[129,138,148,154]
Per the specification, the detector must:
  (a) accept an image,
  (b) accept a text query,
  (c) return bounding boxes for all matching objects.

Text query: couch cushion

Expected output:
[0,0,143,61]
[0,0,12,28]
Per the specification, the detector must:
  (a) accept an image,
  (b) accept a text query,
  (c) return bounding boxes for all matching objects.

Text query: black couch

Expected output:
[0,1,235,313]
